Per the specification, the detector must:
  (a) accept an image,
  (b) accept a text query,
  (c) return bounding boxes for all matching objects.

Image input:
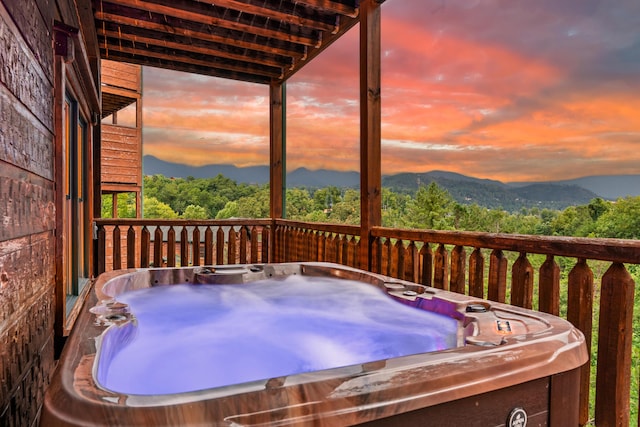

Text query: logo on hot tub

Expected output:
[507,407,527,427]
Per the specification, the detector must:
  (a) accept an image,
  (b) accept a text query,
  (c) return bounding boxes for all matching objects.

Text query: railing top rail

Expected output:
[372,226,640,264]
[95,218,273,227]
[274,219,360,235]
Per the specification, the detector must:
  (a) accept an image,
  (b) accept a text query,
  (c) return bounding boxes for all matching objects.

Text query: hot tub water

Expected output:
[97,275,459,395]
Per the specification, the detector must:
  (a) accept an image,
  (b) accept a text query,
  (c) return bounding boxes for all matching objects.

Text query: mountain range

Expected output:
[143,155,640,210]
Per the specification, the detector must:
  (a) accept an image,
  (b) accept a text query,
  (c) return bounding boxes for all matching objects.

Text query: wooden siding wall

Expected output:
[0,1,56,426]
[101,124,142,187]
[101,60,140,92]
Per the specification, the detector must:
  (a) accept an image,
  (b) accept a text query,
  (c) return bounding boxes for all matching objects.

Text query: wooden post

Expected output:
[359,0,382,270]
[270,82,285,259]
[567,258,593,426]
[595,262,634,426]
[270,82,285,219]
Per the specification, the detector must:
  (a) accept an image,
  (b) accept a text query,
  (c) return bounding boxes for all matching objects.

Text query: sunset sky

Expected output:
[142,0,640,183]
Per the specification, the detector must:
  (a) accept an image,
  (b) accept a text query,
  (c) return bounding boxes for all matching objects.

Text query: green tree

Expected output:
[403,182,455,230]
[215,201,239,219]
[595,196,640,239]
[588,197,610,221]
[182,204,208,219]
[286,188,314,219]
[143,196,178,219]
[330,189,360,224]
[551,205,594,237]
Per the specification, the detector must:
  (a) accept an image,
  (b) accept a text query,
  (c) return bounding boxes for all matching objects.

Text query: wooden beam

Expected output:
[294,0,359,18]
[359,0,381,270]
[97,27,288,69]
[270,82,285,219]
[281,6,358,81]
[97,50,272,84]
[100,43,282,78]
[197,0,338,32]
[94,11,303,59]
[96,0,320,47]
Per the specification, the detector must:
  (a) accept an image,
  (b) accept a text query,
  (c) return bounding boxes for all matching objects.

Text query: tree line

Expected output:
[102,174,640,240]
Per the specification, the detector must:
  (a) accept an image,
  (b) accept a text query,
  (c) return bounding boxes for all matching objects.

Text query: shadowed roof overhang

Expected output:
[90,0,381,84]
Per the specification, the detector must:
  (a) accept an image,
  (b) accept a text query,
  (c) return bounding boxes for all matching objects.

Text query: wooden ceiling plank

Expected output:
[195,0,337,32]
[98,50,272,84]
[97,27,289,69]
[98,0,320,47]
[293,0,359,18]
[94,11,303,58]
[100,42,283,78]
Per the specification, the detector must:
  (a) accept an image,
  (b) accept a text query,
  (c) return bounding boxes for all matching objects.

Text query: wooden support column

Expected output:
[270,82,285,219]
[359,0,382,270]
[270,82,286,260]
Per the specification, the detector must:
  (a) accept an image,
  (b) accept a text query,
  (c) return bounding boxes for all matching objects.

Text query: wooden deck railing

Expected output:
[95,219,272,272]
[96,218,639,426]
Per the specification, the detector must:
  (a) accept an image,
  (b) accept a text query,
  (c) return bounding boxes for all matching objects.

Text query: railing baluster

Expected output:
[112,225,121,271]
[595,262,634,427]
[180,227,189,267]
[239,226,248,264]
[154,226,163,267]
[204,226,213,265]
[450,245,466,294]
[228,227,237,264]
[567,258,594,426]
[469,248,484,298]
[433,244,448,290]
[192,227,201,266]
[216,227,225,265]
[250,226,258,263]
[351,236,358,268]
[539,254,560,315]
[297,228,303,262]
[318,231,327,263]
[419,243,432,287]
[126,226,136,268]
[405,241,417,283]
[341,235,349,266]
[312,230,320,262]
[382,238,391,276]
[371,236,381,274]
[261,226,270,263]
[488,249,507,303]
[391,239,402,279]
[511,252,533,308]
[276,225,284,263]
[306,229,313,261]
[167,226,176,267]
[140,226,150,268]
[97,224,106,275]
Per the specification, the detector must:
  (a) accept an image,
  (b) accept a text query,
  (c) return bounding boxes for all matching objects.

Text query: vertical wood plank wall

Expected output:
[0,1,56,425]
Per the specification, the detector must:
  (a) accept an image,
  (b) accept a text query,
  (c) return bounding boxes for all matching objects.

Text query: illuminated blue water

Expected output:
[99,275,458,395]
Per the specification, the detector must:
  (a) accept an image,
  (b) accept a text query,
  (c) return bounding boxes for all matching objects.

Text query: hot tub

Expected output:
[42,262,587,426]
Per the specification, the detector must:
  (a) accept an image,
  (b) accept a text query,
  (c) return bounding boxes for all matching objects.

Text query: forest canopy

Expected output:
[102,174,640,240]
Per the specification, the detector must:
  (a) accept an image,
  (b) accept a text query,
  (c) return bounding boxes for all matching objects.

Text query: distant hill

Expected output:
[143,156,639,211]
[509,175,640,200]
[381,172,598,211]
[143,155,269,184]
[143,155,359,188]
